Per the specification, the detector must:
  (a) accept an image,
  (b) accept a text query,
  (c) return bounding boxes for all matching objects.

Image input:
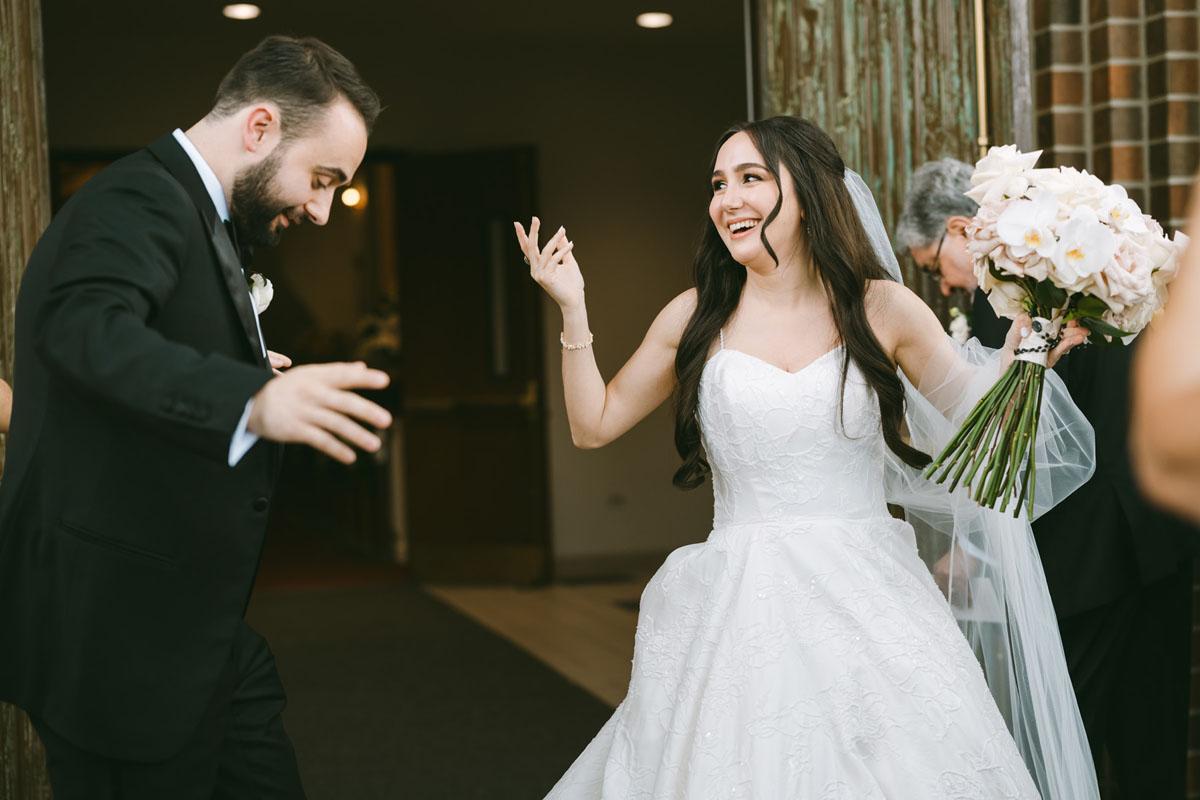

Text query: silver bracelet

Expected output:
[560,331,594,351]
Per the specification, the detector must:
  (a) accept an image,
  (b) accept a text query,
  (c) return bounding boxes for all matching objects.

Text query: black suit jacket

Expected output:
[0,134,282,761]
[970,288,1196,618]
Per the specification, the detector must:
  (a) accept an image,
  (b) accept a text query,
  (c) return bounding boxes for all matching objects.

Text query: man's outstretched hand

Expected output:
[248,361,392,464]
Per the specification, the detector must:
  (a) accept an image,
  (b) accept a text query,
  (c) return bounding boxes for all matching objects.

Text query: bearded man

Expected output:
[0,35,390,799]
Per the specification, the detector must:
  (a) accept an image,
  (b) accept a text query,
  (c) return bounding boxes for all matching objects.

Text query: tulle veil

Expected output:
[845,168,1100,799]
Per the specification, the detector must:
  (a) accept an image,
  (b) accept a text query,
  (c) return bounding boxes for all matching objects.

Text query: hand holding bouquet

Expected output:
[924,145,1189,516]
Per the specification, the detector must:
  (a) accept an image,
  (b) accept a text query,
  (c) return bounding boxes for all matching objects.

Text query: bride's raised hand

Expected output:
[514,217,585,310]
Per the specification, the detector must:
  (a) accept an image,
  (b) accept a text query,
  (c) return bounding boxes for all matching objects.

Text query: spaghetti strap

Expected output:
[719,329,725,350]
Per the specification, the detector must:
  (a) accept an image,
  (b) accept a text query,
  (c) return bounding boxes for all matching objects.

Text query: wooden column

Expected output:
[0,0,52,795]
[754,0,1022,318]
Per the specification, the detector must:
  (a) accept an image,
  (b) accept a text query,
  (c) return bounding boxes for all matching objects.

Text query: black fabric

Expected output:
[32,623,305,800]
[1057,565,1193,799]
[0,132,283,762]
[969,288,1012,352]
[970,286,1196,791]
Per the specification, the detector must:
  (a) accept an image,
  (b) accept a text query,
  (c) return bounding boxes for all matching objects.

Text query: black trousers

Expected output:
[1058,564,1193,799]
[33,622,305,800]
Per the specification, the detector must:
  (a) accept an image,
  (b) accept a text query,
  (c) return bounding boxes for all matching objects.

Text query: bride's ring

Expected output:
[523,256,530,265]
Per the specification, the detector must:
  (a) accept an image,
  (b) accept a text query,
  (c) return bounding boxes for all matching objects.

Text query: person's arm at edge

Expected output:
[1131,181,1200,523]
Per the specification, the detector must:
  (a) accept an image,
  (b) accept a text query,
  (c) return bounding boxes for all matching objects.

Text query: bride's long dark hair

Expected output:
[672,116,930,489]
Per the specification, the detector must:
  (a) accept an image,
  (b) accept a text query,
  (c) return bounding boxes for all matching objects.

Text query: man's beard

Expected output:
[230,150,296,249]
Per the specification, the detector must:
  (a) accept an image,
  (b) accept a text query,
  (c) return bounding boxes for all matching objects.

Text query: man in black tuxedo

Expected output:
[0,36,389,799]
[898,158,1197,798]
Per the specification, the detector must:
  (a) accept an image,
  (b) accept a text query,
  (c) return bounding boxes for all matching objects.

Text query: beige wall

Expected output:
[43,21,746,566]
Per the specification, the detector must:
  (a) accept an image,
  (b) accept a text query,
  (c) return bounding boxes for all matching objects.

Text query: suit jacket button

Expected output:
[253,497,269,512]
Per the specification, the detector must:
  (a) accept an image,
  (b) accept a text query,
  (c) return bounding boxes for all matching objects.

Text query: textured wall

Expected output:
[1033,0,1199,232]
[0,0,51,794]
[755,0,1023,318]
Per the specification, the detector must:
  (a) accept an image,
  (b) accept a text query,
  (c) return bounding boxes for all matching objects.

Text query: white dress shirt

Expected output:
[172,128,264,467]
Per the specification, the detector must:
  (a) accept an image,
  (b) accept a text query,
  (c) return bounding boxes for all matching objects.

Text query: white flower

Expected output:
[1105,300,1155,341]
[997,191,1059,260]
[1150,229,1190,309]
[987,279,1029,319]
[249,273,274,314]
[966,145,1043,205]
[1099,236,1155,310]
[948,307,971,345]
[1050,206,1115,293]
[1031,166,1109,210]
[1100,184,1149,234]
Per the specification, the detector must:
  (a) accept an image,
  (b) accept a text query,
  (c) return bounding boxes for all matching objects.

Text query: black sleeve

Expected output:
[34,168,271,463]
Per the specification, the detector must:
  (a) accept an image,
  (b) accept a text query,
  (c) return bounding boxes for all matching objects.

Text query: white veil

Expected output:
[845,168,1101,799]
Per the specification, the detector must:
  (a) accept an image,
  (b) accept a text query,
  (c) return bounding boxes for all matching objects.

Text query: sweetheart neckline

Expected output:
[704,344,845,378]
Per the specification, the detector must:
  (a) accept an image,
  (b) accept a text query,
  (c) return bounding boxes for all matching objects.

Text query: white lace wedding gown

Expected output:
[545,341,1042,799]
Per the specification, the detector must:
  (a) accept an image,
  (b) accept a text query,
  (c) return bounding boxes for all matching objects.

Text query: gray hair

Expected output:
[895,158,978,250]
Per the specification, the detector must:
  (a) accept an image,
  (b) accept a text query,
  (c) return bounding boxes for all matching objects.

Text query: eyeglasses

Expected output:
[919,230,948,279]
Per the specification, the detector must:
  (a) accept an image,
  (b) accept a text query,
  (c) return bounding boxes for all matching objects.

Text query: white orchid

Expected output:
[1100,184,1149,234]
[966,145,1043,205]
[1050,206,1116,293]
[997,191,1059,260]
[248,273,274,314]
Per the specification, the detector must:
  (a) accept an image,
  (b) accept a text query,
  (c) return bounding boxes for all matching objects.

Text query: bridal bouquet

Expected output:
[924,145,1189,516]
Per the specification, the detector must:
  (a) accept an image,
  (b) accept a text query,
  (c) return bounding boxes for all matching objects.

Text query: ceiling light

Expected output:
[222,4,261,20]
[636,12,673,29]
[341,187,364,208]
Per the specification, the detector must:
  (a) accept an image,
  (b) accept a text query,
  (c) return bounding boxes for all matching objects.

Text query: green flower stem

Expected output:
[962,403,1008,496]
[921,355,1051,519]
[957,365,1024,491]
[941,394,1006,490]
[935,363,1018,486]
[998,365,1039,512]
[998,365,1037,507]
[978,378,1026,506]
[920,284,1066,519]
[927,371,1013,484]
[1023,366,1048,517]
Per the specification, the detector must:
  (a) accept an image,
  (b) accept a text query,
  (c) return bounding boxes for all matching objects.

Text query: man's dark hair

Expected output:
[211,35,381,139]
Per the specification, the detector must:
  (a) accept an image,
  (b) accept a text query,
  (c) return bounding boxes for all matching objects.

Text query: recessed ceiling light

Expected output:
[222,4,261,20]
[636,12,673,29]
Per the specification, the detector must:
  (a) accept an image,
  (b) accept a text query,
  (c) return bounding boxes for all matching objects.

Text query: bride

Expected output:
[515,116,1099,799]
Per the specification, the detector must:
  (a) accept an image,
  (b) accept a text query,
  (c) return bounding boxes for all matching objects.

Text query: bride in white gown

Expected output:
[515,117,1099,799]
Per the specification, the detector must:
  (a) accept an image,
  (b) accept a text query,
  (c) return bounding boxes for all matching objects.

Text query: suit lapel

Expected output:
[147,134,266,367]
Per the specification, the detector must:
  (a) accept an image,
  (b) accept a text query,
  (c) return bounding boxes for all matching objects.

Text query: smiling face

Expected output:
[708,131,803,271]
[230,98,367,248]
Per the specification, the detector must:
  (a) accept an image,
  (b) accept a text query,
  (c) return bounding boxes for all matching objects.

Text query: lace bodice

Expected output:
[699,344,889,528]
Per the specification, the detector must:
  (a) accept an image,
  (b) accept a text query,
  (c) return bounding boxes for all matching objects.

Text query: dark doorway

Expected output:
[395,148,551,584]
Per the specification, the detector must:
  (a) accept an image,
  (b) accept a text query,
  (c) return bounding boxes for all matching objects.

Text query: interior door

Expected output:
[397,147,550,584]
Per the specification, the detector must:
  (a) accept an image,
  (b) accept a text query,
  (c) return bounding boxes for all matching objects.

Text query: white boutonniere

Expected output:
[948,306,971,345]
[248,273,273,314]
